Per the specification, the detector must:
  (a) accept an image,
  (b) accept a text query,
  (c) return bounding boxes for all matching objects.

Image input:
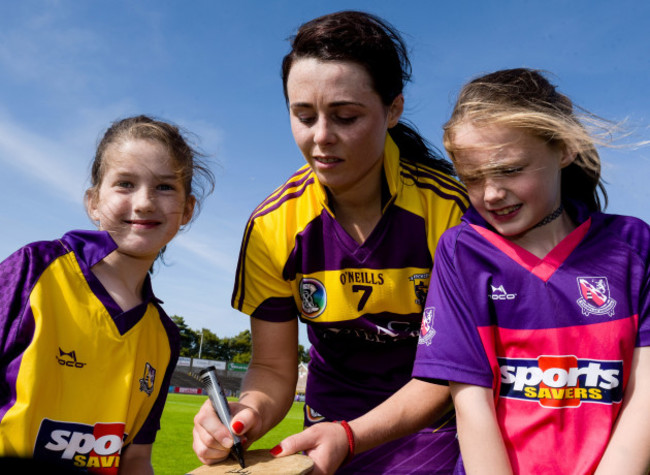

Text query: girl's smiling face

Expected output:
[87,138,195,263]
[452,123,574,240]
[286,58,403,199]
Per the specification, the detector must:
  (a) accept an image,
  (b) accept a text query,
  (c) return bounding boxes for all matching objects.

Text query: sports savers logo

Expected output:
[499,355,623,408]
[34,419,125,474]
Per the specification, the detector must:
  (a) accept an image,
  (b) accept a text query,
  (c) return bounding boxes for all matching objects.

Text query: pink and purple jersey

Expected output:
[413,203,650,474]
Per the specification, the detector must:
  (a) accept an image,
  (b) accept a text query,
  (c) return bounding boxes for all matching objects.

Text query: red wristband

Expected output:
[336,420,355,464]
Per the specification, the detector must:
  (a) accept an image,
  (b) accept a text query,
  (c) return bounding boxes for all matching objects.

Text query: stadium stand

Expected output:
[170,366,243,397]
[170,367,202,389]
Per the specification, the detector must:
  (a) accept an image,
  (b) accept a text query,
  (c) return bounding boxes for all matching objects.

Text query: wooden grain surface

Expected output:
[187,449,313,475]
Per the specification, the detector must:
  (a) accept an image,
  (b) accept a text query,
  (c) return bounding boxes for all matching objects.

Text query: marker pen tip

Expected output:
[233,443,245,468]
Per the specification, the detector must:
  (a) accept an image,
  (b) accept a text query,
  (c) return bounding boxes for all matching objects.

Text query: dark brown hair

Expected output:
[281,10,453,174]
[87,115,215,271]
[88,114,215,220]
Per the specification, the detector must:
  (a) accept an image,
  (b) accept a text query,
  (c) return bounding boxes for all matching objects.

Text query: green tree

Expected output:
[230,330,252,364]
[213,335,237,361]
[196,328,220,359]
[171,315,199,357]
[298,344,310,363]
[171,316,311,365]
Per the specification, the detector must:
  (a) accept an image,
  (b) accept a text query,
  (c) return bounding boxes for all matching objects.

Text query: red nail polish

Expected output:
[270,445,282,456]
[232,421,244,434]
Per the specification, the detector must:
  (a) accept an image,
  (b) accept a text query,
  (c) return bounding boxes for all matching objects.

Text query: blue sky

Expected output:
[1,1,648,347]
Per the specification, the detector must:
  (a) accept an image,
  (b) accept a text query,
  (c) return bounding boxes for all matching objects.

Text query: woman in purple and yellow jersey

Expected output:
[193,11,468,474]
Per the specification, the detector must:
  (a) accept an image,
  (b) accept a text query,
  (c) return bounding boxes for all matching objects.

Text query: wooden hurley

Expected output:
[187,449,314,475]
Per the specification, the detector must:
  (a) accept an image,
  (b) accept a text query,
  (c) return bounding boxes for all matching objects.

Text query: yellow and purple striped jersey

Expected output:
[232,134,468,420]
[0,230,179,474]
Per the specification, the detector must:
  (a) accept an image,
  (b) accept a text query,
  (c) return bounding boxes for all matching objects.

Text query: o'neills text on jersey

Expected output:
[339,271,384,285]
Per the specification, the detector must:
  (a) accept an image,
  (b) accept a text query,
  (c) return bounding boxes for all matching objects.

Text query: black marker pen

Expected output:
[199,366,246,468]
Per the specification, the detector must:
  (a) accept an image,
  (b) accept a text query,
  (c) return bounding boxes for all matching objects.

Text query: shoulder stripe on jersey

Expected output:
[400,160,467,197]
[251,175,315,222]
[400,169,469,213]
[252,167,312,216]
[233,174,316,311]
[232,220,252,310]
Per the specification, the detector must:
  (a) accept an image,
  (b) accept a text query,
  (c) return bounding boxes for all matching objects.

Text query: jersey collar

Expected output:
[60,230,160,331]
[60,229,118,268]
[464,200,595,282]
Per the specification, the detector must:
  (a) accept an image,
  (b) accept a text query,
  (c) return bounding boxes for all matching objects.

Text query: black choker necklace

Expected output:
[533,203,564,228]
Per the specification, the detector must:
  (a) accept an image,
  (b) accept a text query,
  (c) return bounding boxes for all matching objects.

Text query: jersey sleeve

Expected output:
[412,228,494,388]
[633,222,650,348]
[607,214,650,348]
[0,249,32,371]
[131,306,181,445]
[0,243,62,372]
[131,387,166,445]
[231,219,297,322]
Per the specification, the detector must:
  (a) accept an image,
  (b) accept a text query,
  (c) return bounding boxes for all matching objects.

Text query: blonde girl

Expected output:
[412,68,650,474]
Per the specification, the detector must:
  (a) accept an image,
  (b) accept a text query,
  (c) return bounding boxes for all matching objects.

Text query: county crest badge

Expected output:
[299,277,327,319]
[418,306,436,346]
[409,273,430,306]
[139,362,156,396]
[576,276,616,317]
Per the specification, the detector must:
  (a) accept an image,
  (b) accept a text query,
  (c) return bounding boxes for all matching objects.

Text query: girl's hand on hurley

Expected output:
[192,399,257,465]
[270,422,350,475]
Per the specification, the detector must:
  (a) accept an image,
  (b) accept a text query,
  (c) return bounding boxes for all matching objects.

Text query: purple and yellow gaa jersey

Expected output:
[232,135,468,472]
[0,230,179,474]
[413,203,650,474]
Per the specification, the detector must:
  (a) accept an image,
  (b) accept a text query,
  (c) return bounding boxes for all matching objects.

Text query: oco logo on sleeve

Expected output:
[498,355,623,408]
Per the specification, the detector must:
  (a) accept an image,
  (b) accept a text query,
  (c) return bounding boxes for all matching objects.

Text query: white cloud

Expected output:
[0,114,86,202]
[0,9,102,92]
[173,232,237,275]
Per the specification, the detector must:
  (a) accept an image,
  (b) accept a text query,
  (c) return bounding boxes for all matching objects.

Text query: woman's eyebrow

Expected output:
[290,100,365,109]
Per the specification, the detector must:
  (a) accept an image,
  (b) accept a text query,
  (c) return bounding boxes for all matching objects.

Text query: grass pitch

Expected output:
[152,393,305,474]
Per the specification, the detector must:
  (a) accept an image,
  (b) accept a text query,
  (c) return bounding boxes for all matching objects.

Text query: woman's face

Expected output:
[452,123,573,239]
[286,58,403,198]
